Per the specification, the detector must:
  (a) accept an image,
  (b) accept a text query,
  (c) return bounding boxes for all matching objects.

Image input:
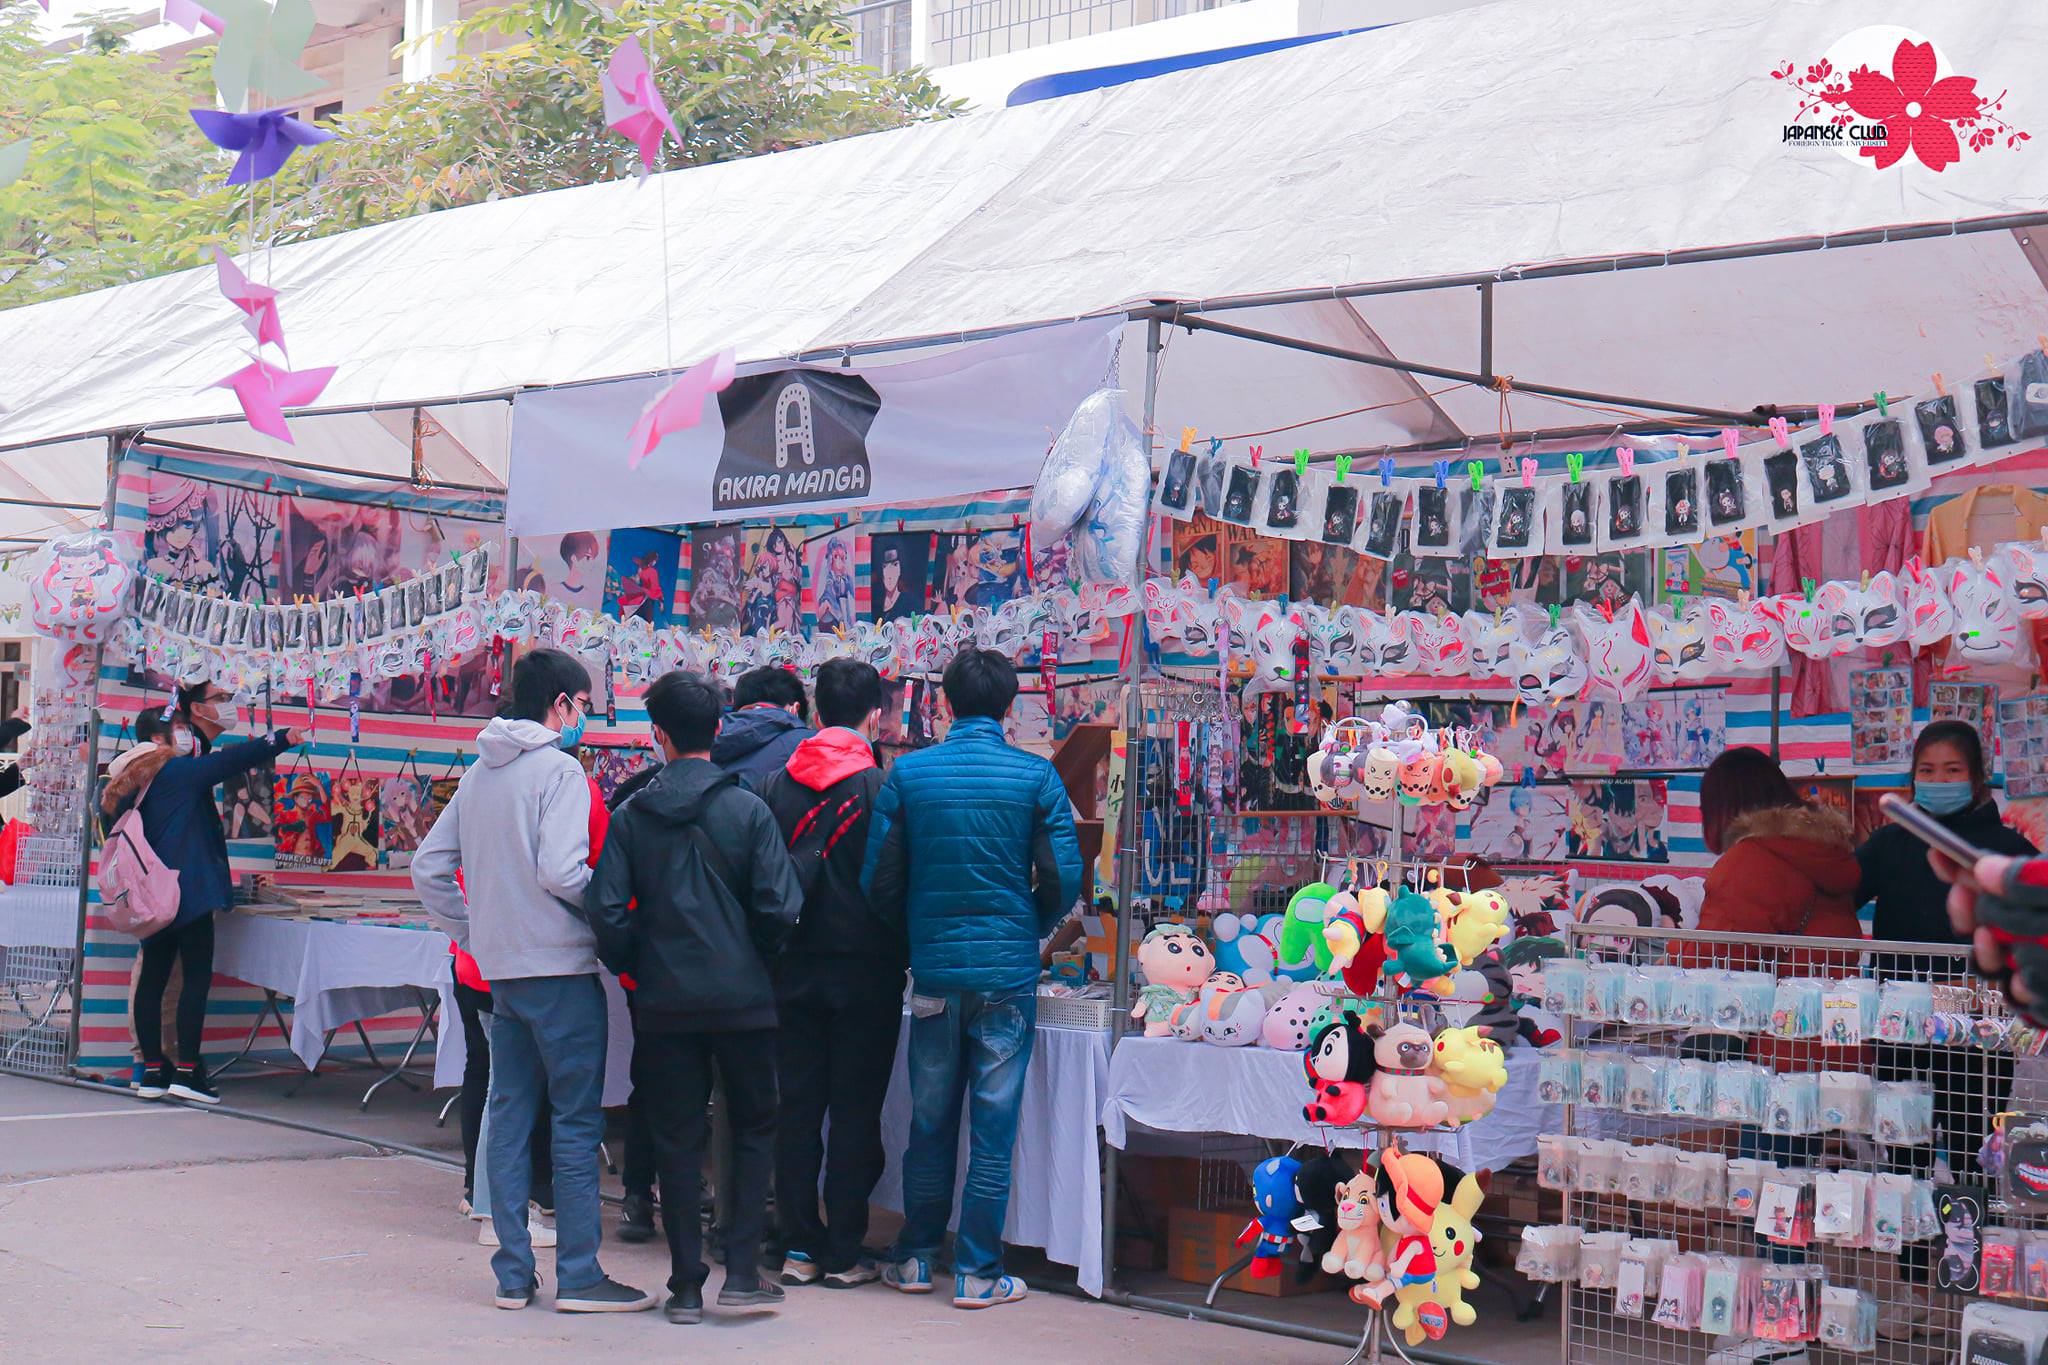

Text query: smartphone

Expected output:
[1879,792,1990,867]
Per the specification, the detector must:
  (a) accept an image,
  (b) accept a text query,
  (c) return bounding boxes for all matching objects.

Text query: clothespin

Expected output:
[1987,353,2000,377]
[1248,444,1263,468]
[1874,391,1889,417]
[1566,453,1584,483]
[1547,603,1560,629]
[1721,429,1739,460]
[1861,570,1870,590]
[1597,599,1614,623]
[1802,577,1816,602]
[1292,448,1309,478]
[1179,427,1196,454]
[1768,416,1791,448]
[1468,461,1484,491]
[1378,457,1394,488]
[1519,459,1536,487]
[1334,455,1354,482]
[1933,372,1947,397]
[1433,459,1449,489]
[1818,404,1836,437]
[1617,448,1636,477]
[1207,437,1222,460]
[1970,546,1985,568]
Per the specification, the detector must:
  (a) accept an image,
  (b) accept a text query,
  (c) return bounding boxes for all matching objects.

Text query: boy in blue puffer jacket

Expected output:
[861,647,1082,1310]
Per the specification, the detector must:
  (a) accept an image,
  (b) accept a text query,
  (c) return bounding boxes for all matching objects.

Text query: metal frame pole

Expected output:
[65,433,125,1073]
[1100,315,1162,1296]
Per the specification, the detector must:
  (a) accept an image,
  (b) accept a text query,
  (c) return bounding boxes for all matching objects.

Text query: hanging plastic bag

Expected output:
[1030,389,1126,545]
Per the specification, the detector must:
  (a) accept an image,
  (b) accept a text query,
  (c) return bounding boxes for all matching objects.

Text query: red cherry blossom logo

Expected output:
[1772,35,2026,172]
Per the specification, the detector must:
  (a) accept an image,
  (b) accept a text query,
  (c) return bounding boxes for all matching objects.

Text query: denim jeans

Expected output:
[486,974,609,1296]
[891,986,1037,1280]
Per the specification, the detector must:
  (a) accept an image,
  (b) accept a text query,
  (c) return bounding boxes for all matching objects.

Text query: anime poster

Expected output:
[218,764,274,842]
[1561,552,1652,612]
[281,498,403,602]
[1659,532,1758,602]
[1621,694,1724,770]
[604,527,682,626]
[513,528,609,613]
[273,769,335,870]
[326,772,380,872]
[1466,783,1573,861]
[932,528,1025,613]
[807,525,860,634]
[869,532,931,623]
[1390,556,1471,615]
[376,773,433,871]
[588,744,656,807]
[740,526,804,633]
[143,475,283,603]
[1172,517,1225,585]
[1224,526,1289,598]
[687,525,744,629]
[1290,541,1387,609]
[1029,532,1073,589]
[1565,779,1672,863]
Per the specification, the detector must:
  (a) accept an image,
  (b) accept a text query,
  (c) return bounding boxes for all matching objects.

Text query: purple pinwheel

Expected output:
[190,108,336,185]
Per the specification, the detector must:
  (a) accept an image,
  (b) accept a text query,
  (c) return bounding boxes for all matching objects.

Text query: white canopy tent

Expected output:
[0,0,2043,529]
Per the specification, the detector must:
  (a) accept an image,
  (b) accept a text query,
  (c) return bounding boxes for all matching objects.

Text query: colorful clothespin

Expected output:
[1802,576,1817,602]
[1874,391,1889,417]
[1721,429,1739,459]
[1818,404,1836,436]
[1179,427,1196,454]
[1377,457,1394,488]
[1566,453,1584,483]
[1547,603,1560,629]
[1334,455,1353,482]
[1933,372,1947,396]
[1519,459,1536,488]
[1468,461,1484,491]
[1617,448,1635,477]
[1293,448,1310,478]
[1207,437,1222,459]
[1768,416,1791,448]
[1432,459,1449,489]
[1248,444,1263,467]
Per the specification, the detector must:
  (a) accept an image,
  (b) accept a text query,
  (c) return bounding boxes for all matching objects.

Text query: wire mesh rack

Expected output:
[1542,921,2023,1365]
[1,683,93,1076]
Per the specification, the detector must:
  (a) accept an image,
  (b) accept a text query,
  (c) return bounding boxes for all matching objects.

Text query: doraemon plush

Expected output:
[1947,558,2023,664]
[1213,910,1293,988]
[1572,600,1655,703]
[1510,625,1588,705]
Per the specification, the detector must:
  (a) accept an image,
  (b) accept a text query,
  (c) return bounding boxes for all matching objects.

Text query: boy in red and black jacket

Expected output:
[757,658,907,1288]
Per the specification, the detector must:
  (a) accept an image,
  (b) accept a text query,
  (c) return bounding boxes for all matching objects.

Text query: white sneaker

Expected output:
[1704,1341,1809,1365]
[478,1219,557,1248]
[952,1273,1027,1309]
[457,1195,473,1218]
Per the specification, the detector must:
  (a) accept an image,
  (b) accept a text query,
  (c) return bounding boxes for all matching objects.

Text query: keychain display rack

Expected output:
[1551,922,2019,1365]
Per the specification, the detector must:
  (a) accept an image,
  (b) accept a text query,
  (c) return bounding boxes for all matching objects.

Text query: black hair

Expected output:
[176,682,213,710]
[135,708,179,744]
[559,531,600,563]
[646,670,722,753]
[941,647,1018,721]
[733,665,806,718]
[508,647,591,723]
[814,658,882,730]
[1915,719,1989,789]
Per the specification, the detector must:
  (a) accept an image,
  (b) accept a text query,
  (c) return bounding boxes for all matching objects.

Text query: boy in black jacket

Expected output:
[585,671,803,1325]
[757,658,906,1288]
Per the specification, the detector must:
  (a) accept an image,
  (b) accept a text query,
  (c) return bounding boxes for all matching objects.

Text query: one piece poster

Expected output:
[741,526,804,632]
[513,527,609,612]
[688,525,745,628]
[1998,695,2048,800]
[1223,526,1289,598]
[603,527,682,625]
[273,769,336,871]
[1850,666,1915,768]
[806,525,860,634]
[1171,518,1225,586]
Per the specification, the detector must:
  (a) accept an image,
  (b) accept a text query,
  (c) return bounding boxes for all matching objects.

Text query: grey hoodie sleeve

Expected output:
[412,785,469,946]
[536,763,593,909]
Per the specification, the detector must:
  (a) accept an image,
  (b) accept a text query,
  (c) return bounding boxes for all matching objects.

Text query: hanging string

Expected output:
[1211,383,1462,442]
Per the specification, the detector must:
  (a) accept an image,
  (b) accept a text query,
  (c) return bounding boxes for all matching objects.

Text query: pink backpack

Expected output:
[99,807,181,937]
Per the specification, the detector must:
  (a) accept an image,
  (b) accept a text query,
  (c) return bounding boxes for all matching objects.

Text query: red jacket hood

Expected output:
[786,727,877,790]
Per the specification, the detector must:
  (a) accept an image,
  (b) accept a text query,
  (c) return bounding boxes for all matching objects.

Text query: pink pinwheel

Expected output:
[603,37,678,173]
[190,108,336,185]
[164,0,226,34]
[627,350,736,467]
[213,249,285,351]
[214,356,336,443]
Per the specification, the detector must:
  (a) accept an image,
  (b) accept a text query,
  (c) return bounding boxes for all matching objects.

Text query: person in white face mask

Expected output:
[100,706,306,1104]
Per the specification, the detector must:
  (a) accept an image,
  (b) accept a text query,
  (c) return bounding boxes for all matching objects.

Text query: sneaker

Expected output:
[128,1060,146,1092]
[532,1196,555,1219]
[458,1194,473,1218]
[136,1063,172,1100]
[824,1258,882,1288]
[478,1218,557,1248]
[664,1285,703,1324]
[617,1191,656,1244]
[555,1277,656,1313]
[781,1252,822,1286]
[882,1256,933,1295]
[168,1066,220,1105]
[494,1279,539,1310]
[717,1278,785,1310]
[1704,1342,1810,1365]
[952,1273,1027,1310]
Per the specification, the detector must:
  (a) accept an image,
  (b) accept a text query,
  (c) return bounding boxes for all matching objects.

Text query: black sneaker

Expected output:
[168,1066,220,1105]
[494,1279,539,1310]
[618,1190,656,1244]
[555,1277,656,1313]
[664,1285,703,1324]
[717,1278,785,1310]
[136,1063,172,1100]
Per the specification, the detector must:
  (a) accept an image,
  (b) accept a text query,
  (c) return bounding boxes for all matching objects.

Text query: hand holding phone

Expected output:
[1879,792,1991,867]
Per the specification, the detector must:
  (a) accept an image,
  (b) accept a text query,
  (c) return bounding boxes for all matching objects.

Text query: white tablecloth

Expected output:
[1101,1035,1556,1174]
[874,1018,1112,1296]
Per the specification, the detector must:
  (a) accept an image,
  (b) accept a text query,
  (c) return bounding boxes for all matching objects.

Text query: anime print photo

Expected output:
[1916,394,1968,466]
[1762,451,1800,519]
[1800,434,1852,504]
[1322,484,1361,546]
[1561,481,1594,548]
[1662,467,1700,537]
[1704,457,1746,526]
[1605,476,1642,542]
[1863,419,1910,490]
[1414,486,1451,549]
[1495,487,1536,550]
[1158,448,1196,513]
[1265,467,1301,532]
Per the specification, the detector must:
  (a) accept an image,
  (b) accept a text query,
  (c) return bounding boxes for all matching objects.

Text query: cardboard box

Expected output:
[1166,1205,1338,1298]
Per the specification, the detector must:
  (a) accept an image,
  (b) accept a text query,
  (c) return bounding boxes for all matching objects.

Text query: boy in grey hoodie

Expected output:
[413,647,653,1315]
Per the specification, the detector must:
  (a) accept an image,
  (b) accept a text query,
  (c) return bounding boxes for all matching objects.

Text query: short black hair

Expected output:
[559,531,599,564]
[733,665,805,718]
[814,658,882,729]
[176,682,214,710]
[941,647,1018,721]
[509,647,591,723]
[135,708,178,744]
[646,670,722,753]
[1916,719,1988,787]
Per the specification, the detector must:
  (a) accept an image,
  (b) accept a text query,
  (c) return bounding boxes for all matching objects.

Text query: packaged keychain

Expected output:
[1754,1171,1814,1246]
[1543,958,1587,1017]
[1906,1178,1941,1242]
[1670,1150,1727,1209]
[1818,1070,1874,1132]
[1620,965,1674,1025]
[1537,1049,1581,1105]
[1753,1266,1818,1342]
[2023,1232,2048,1300]
[1763,1071,1820,1135]
[1769,976,1823,1038]
[1821,977,1879,1044]
[1710,1060,1767,1125]
[1818,1284,1876,1353]
[1583,961,1628,1022]
[1697,1256,1742,1335]
[1665,972,1712,1027]
[1578,1138,1626,1196]
[1578,1049,1626,1109]
[1622,1144,1677,1204]
[1538,1134,1578,1191]
[1576,1230,1625,1290]
[1876,979,1934,1043]
[1874,1080,1935,1145]
[1515,1225,1582,1284]
[1815,1170,1870,1244]
[1665,1058,1716,1118]
[1726,1158,1776,1218]
[1710,970,1776,1032]
[1868,1174,1909,1253]
[1984,1227,2022,1298]
[1624,1056,1667,1115]
[1651,1254,1705,1332]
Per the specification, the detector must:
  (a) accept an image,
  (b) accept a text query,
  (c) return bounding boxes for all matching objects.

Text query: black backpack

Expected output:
[771,769,877,900]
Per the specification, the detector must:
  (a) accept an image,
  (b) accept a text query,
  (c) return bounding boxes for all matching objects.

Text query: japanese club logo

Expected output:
[1773,24,2026,171]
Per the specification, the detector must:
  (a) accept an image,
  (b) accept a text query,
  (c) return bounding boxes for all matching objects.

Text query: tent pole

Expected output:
[67,433,127,1073]
[1173,313,1800,425]
[1477,282,1494,386]
[1101,315,1162,1296]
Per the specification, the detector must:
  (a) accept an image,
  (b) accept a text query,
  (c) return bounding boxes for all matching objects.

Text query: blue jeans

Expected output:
[486,974,609,1295]
[892,986,1037,1280]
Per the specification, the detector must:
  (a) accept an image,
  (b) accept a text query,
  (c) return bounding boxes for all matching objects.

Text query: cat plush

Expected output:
[1510,625,1588,705]
[1572,599,1655,702]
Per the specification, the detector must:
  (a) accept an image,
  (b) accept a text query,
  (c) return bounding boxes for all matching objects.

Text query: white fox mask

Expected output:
[1572,599,1655,702]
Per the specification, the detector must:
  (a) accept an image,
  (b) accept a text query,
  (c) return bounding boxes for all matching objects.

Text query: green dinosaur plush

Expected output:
[1385,890,1458,986]
[1278,882,1337,977]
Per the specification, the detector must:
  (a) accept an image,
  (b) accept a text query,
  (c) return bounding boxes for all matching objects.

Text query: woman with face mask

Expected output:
[1856,720,2036,1338]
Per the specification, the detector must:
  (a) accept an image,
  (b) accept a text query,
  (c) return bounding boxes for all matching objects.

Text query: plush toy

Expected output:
[1262,983,1323,1050]
[1441,890,1509,967]
[1391,1171,1485,1347]
[1384,890,1459,988]
[1171,970,1245,1040]
[1212,910,1289,988]
[1396,752,1440,806]
[1321,887,1390,996]
[1196,979,1268,1046]
[1366,1022,1451,1127]
[1376,1149,1451,1290]
[1129,924,1214,1036]
[1430,1025,1507,1124]
[1276,882,1337,978]
[1357,746,1399,804]
[1467,949,1561,1048]
[1322,1168,1388,1283]
[1302,1011,1376,1126]
[1237,1154,1303,1279]
[1292,1152,1358,1283]
[1572,599,1656,703]
[1439,749,1485,811]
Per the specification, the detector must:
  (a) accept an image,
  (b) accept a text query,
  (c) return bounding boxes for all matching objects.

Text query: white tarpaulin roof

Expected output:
[1,0,2046,518]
